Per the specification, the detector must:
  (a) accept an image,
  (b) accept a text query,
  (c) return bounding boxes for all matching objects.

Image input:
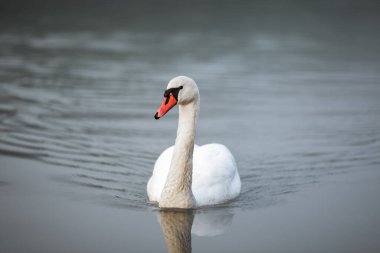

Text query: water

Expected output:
[1,1,380,252]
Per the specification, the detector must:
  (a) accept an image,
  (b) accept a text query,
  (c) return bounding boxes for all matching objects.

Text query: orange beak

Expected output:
[154,94,177,119]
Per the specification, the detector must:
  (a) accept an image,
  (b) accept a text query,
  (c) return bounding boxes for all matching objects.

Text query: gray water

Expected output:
[1,1,380,252]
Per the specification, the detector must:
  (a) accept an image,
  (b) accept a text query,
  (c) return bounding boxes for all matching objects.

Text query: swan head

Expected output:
[154,76,199,119]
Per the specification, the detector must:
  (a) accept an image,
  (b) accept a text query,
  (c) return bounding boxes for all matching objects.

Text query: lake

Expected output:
[1,1,380,252]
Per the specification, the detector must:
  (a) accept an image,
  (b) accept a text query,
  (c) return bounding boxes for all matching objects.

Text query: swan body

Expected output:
[148,144,241,207]
[147,76,241,208]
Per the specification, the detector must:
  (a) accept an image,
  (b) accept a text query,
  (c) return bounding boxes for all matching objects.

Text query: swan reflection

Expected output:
[158,208,235,253]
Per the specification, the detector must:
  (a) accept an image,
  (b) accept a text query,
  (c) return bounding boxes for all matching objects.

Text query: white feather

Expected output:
[147,143,241,206]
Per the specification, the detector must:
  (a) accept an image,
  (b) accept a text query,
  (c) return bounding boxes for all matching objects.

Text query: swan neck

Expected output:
[177,101,199,157]
[159,99,199,208]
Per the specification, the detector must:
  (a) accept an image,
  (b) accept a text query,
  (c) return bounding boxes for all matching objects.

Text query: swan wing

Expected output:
[147,146,173,202]
[192,143,241,206]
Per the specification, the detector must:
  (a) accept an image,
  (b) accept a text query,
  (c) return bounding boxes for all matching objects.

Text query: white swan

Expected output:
[147,76,241,209]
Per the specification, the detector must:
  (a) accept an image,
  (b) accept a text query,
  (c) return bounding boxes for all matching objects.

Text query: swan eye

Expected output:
[171,86,183,101]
